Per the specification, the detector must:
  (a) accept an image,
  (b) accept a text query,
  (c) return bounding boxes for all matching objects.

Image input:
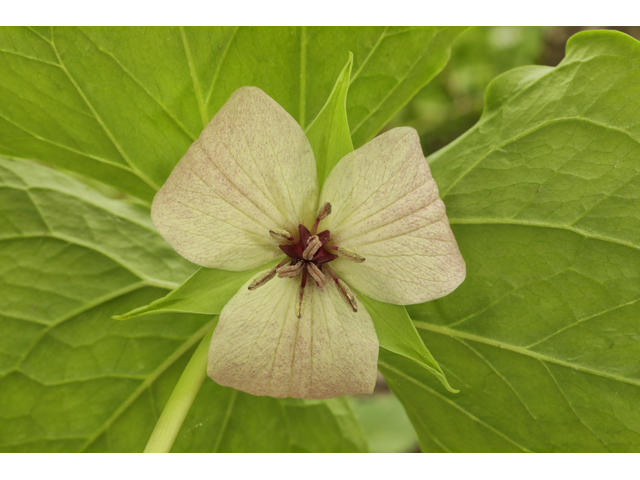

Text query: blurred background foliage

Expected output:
[387,26,547,156]
[387,26,640,158]
[389,26,547,156]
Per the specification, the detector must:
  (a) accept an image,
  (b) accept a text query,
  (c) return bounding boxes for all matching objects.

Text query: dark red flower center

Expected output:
[278,224,338,266]
[247,202,362,318]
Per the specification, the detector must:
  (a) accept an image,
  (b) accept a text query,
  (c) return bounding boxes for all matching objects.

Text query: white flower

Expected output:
[151,87,465,399]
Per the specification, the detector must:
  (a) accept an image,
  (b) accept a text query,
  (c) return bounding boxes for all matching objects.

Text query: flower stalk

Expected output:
[144,323,215,453]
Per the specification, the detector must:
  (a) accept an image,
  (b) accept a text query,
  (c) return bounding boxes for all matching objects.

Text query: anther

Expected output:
[302,235,322,260]
[316,202,332,221]
[248,259,289,290]
[295,269,308,319]
[324,265,358,312]
[307,262,328,287]
[328,245,365,263]
[335,278,358,312]
[276,261,304,278]
[311,202,332,234]
[269,229,295,243]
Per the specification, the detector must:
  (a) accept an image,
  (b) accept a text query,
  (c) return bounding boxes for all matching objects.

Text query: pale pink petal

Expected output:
[319,127,465,304]
[208,273,378,399]
[151,87,318,271]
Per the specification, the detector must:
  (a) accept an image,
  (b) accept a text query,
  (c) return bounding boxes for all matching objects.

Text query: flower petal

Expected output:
[319,127,465,304]
[151,87,318,271]
[208,272,379,399]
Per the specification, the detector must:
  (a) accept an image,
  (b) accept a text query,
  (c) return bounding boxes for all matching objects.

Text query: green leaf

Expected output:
[360,296,457,393]
[306,53,354,188]
[344,26,467,147]
[383,30,640,452]
[0,26,464,201]
[114,261,279,320]
[0,158,368,452]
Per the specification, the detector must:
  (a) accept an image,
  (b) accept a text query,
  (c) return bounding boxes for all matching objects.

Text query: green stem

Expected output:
[144,322,216,453]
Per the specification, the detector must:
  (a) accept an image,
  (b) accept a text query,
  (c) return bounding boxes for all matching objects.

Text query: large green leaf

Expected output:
[382,30,640,452]
[0,26,464,201]
[0,157,368,452]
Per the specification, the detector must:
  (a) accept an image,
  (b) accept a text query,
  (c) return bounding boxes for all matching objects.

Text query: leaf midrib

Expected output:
[449,217,640,254]
[179,26,208,129]
[413,321,640,389]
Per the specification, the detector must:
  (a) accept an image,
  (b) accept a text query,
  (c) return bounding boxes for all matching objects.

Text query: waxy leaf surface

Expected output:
[385,31,640,452]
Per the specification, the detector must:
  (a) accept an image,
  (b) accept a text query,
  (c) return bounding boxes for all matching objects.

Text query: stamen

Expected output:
[302,235,322,260]
[248,259,289,290]
[311,202,332,234]
[307,262,328,287]
[335,279,358,312]
[328,245,365,263]
[296,269,308,319]
[269,228,295,243]
[316,202,332,221]
[324,265,358,312]
[276,260,304,278]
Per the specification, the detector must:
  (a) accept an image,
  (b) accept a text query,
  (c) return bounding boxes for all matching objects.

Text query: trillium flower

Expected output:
[151,87,465,399]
